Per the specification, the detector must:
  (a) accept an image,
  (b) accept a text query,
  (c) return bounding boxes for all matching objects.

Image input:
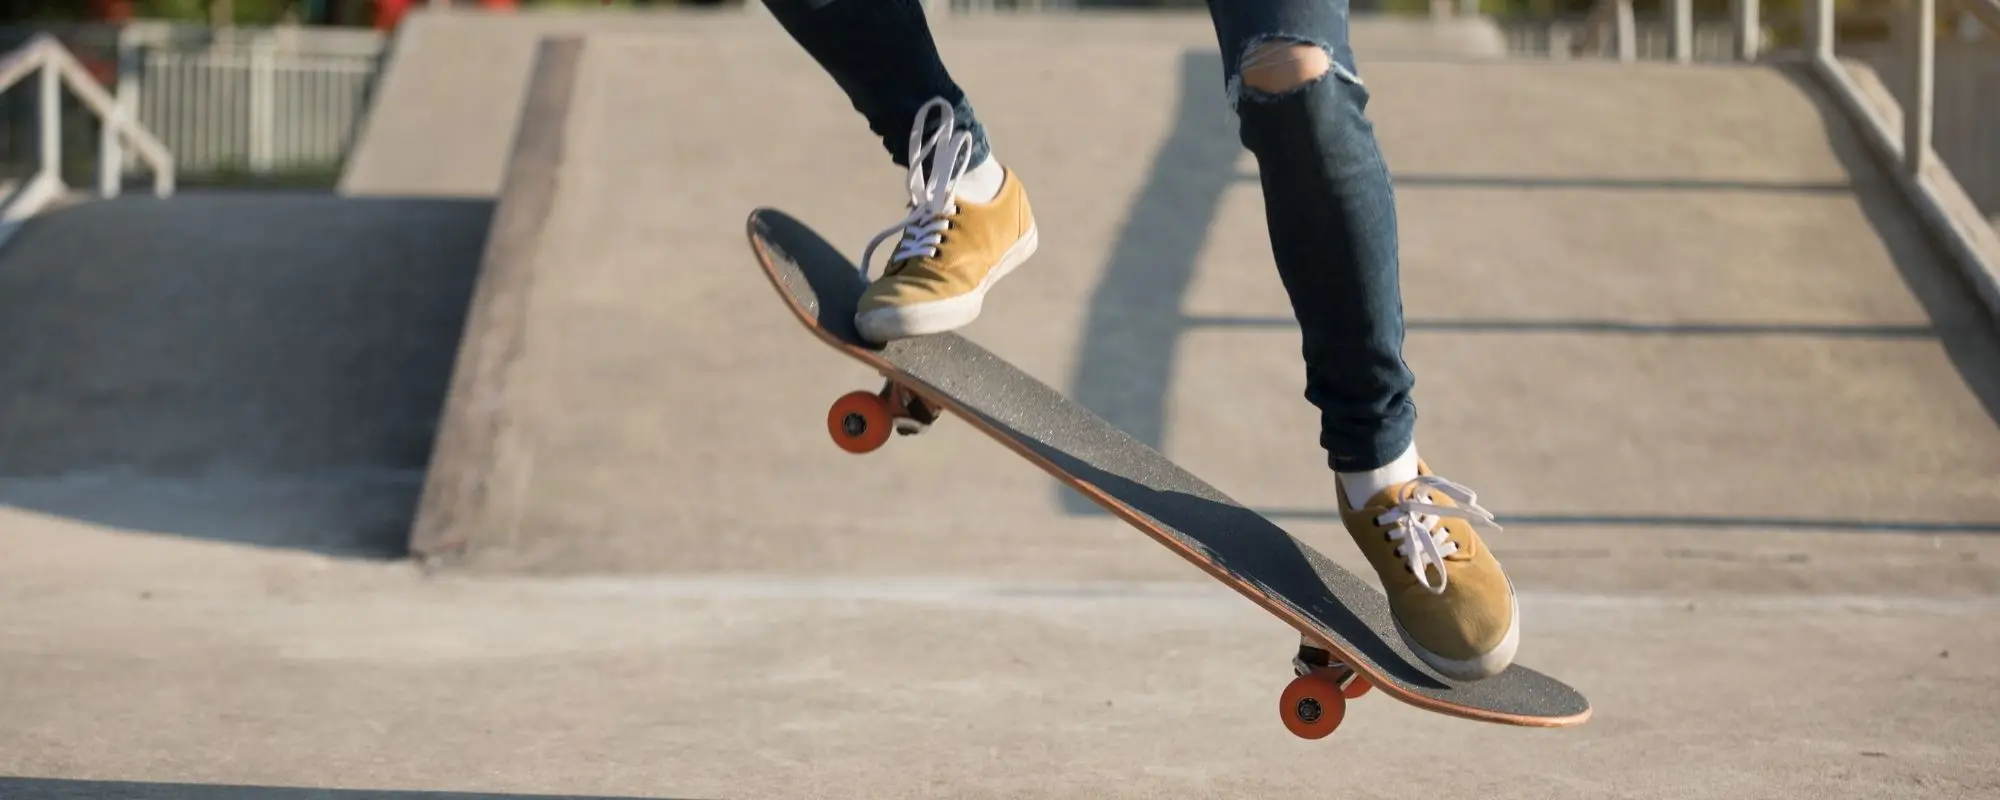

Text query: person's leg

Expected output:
[761,0,987,173]
[1204,0,1518,681]
[761,0,1037,342]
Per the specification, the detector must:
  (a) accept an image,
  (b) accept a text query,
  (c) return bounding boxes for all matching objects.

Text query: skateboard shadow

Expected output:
[1063,50,1239,515]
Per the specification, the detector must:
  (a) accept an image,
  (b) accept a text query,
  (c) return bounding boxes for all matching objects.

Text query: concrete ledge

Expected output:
[408,36,583,565]
[1809,54,2000,326]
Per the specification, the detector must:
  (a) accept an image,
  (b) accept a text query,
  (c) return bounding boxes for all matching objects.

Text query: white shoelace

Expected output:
[1375,475,1503,595]
[860,97,976,281]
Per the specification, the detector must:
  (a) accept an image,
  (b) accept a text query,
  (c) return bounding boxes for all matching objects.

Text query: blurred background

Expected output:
[0,0,1990,208]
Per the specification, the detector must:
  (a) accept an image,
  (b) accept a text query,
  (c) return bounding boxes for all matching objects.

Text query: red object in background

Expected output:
[375,0,514,31]
[374,0,413,31]
[88,0,134,21]
[72,0,130,86]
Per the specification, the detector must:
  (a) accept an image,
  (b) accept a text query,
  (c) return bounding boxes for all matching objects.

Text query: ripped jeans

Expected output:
[761,0,1416,473]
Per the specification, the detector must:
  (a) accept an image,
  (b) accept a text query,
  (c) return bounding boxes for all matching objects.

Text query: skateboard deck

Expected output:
[745,207,1590,739]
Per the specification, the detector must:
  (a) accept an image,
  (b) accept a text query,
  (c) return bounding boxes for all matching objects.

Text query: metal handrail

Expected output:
[1789,0,1998,176]
[0,32,175,207]
[1577,0,1999,165]
[1804,0,2000,315]
[1564,0,2000,322]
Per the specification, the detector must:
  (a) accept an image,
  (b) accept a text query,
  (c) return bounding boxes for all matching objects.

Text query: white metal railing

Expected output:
[1578,0,1996,176]
[1576,0,2000,314]
[0,32,173,225]
[1575,0,1764,62]
[1798,0,2000,316]
[1846,12,2000,218]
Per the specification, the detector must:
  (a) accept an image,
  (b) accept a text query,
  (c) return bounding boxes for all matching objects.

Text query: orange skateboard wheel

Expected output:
[1342,672,1372,699]
[828,390,893,453]
[1279,670,1347,739]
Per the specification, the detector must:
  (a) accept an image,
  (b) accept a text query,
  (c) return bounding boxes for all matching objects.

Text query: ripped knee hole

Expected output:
[1239,41,1332,94]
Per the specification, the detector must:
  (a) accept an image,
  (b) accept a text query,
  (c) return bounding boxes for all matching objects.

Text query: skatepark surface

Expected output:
[4,8,2000,799]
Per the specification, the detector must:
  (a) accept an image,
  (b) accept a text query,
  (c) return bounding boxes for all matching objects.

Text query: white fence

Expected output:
[132,36,380,173]
[117,23,384,175]
[0,21,383,181]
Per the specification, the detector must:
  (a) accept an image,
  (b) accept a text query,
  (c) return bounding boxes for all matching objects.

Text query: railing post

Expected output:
[249,34,275,174]
[1672,0,1694,63]
[1731,0,1761,61]
[1905,0,1936,174]
[39,58,60,189]
[1615,0,1637,62]
[1806,0,1836,62]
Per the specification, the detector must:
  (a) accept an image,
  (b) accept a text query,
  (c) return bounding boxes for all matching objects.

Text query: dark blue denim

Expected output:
[760,0,1416,473]
[760,0,992,172]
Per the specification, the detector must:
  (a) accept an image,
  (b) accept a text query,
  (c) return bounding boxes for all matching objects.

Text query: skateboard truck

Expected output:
[826,378,943,453]
[1283,644,1373,739]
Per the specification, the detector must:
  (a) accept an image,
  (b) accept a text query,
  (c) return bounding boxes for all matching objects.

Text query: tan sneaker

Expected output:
[855,102,1038,343]
[1338,462,1519,680]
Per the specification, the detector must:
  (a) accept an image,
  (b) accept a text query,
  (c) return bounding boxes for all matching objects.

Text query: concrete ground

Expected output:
[4,9,2000,800]
[4,520,1999,799]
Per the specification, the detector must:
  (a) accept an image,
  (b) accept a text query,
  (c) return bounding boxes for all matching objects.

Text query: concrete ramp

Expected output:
[0,193,490,556]
[411,27,2000,592]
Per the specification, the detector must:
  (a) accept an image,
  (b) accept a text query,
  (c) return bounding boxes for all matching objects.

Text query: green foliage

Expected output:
[135,0,300,24]
[134,0,211,19]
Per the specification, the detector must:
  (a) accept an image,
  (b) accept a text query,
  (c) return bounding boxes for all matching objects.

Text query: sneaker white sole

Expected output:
[856,222,1040,342]
[1394,586,1521,682]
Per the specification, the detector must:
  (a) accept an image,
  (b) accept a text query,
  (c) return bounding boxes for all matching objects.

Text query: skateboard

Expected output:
[745,207,1591,739]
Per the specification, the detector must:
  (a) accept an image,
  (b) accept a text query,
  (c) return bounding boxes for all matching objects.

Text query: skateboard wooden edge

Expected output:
[744,209,1592,730]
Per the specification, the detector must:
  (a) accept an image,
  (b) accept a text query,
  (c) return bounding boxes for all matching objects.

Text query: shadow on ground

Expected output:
[0,778,692,800]
[1057,52,2000,534]
[1061,50,1237,515]
[0,192,490,558]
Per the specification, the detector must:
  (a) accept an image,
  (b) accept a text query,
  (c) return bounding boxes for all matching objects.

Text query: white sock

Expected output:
[952,155,1005,204]
[1338,442,1420,509]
